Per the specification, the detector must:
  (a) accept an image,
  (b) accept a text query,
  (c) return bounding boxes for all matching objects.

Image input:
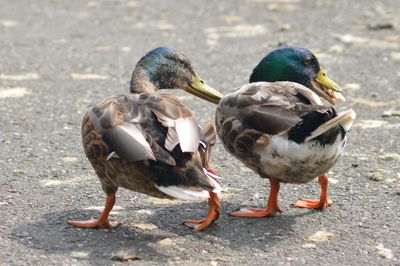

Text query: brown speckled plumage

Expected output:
[215,82,349,184]
[68,48,222,231]
[216,81,354,217]
[215,47,353,216]
[83,93,216,198]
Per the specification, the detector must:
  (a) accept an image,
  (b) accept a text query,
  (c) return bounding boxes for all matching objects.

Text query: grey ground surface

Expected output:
[1,0,400,265]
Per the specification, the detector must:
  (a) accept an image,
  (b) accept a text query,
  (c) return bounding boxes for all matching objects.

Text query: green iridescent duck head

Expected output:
[250,46,345,104]
[130,47,222,104]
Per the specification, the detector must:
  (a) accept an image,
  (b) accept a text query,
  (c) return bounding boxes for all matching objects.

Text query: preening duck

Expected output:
[215,46,355,217]
[68,47,223,231]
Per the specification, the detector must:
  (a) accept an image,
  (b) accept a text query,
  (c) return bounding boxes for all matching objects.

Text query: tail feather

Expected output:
[154,121,221,202]
[155,185,210,201]
[155,172,221,201]
[305,109,356,141]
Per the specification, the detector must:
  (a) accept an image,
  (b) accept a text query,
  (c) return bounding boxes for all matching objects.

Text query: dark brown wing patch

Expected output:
[215,81,331,174]
[83,94,174,165]
[218,82,327,136]
[82,92,219,196]
[148,94,200,153]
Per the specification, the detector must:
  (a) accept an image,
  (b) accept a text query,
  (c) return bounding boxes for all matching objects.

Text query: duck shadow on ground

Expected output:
[12,200,320,263]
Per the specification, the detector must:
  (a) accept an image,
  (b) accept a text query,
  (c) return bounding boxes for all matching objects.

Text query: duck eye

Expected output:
[304,58,312,65]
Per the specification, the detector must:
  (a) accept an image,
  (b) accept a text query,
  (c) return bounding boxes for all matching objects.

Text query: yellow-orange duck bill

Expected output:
[185,74,223,104]
[311,68,345,104]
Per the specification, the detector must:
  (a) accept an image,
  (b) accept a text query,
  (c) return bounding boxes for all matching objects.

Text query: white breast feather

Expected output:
[260,135,346,170]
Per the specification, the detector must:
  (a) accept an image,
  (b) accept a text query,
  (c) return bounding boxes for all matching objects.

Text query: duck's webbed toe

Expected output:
[67,194,120,231]
[183,191,221,232]
[293,175,332,210]
[229,178,282,218]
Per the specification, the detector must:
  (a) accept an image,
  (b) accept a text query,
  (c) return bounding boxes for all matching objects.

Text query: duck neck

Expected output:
[129,66,158,95]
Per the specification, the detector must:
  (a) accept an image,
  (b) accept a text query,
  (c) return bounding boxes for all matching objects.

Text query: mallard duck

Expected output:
[68,47,223,231]
[249,46,345,105]
[215,46,355,217]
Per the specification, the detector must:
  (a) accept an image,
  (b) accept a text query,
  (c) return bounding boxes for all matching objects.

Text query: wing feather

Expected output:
[175,118,200,153]
[103,123,156,161]
[85,92,220,196]
[88,94,177,164]
[87,93,204,164]
[149,94,201,153]
[219,82,327,135]
[165,127,180,151]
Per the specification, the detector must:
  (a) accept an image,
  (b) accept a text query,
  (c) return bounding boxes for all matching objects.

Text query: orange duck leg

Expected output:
[68,194,120,231]
[293,175,332,210]
[184,191,221,232]
[229,178,282,218]
[184,167,221,231]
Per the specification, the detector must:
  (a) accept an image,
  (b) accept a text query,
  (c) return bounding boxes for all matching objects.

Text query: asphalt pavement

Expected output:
[1,0,399,265]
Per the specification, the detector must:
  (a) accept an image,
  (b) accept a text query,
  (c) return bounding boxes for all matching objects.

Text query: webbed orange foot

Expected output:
[183,192,221,232]
[293,198,332,210]
[68,194,118,231]
[68,219,119,230]
[229,206,281,218]
[229,178,282,218]
[293,175,331,210]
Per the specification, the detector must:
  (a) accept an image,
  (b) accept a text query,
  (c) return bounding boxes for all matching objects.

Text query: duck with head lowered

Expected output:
[215,46,355,218]
[68,47,223,231]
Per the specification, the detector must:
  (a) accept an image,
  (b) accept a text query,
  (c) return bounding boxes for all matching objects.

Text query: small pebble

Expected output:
[370,92,379,98]
[370,172,384,182]
[307,231,334,242]
[70,73,108,80]
[279,23,291,31]
[382,110,400,117]
[157,238,173,246]
[301,243,317,249]
[0,87,31,98]
[379,153,400,161]
[131,223,158,230]
[70,251,89,258]
[367,22,394,31]
[110,253,141,261]
[0,73,39,81]
[376,244,393,260]
[329,45,344,55]
[344,83,361,91]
